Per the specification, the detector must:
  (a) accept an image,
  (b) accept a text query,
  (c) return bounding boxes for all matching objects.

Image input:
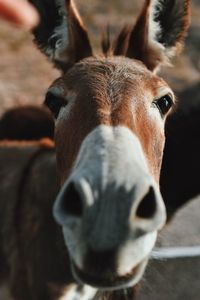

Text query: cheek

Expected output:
[55,120,79,185]
[148,119,165,183]
[135,114,165,183]
[54,103,101,185]
[152,129,165,183]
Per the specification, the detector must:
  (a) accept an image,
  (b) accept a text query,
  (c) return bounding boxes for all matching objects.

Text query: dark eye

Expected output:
[153,94,174,117]
[44,91,67,119]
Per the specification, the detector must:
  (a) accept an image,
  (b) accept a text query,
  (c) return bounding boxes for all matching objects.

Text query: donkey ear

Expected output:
[28,0,92,70]
[126,0,190,71]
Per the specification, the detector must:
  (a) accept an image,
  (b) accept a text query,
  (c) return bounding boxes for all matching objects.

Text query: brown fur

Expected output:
[64,0,93,64]
[55,56,167,183]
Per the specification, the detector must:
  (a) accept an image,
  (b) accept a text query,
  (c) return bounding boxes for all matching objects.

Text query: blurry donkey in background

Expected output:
[4,0,191,299]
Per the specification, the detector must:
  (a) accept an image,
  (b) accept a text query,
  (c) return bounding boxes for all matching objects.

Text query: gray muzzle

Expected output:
[53,125,166,290]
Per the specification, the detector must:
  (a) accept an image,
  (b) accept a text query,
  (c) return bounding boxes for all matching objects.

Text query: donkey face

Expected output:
[30,0,190,290]
[51,57,173,184]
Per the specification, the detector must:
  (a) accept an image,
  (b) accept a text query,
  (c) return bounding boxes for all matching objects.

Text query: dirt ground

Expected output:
[0,0,200,116]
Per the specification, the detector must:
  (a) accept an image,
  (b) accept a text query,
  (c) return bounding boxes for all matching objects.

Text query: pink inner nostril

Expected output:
[136,187,157,219]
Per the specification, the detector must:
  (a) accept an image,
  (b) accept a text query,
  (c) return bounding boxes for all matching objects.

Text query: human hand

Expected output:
[0,0,39,29]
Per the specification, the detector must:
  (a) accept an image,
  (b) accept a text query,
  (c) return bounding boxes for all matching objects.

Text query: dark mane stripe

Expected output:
[113,25,132,56]
[101,26,112,56]
[101,25,132,57]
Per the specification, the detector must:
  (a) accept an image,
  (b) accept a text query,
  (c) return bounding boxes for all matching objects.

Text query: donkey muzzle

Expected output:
[53,125,166,289]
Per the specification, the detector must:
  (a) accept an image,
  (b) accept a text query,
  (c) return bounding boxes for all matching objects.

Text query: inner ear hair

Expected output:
[125,0,190,71]
[151,0,190,53]
[29,0,92,71]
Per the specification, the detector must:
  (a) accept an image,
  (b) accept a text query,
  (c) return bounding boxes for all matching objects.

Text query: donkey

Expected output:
[0,0,190,299]
[0,105,54,141]
[30,0,190,295]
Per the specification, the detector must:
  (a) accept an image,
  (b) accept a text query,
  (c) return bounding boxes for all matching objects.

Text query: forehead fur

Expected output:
[67,56,150,78]
[63,56,166,102]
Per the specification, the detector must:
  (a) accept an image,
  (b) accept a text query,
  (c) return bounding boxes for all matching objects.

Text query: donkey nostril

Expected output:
[62,182,83,217]
[136,187,157,219]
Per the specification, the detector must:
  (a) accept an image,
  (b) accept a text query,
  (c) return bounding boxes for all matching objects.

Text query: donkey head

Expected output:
[30,0,190,290]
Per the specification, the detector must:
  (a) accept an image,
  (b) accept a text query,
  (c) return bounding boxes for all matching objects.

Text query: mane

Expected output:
[101,25,132,56]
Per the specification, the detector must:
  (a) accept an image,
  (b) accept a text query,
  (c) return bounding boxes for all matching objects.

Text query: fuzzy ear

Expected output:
[28,0,92,70]
[126,0,190,71]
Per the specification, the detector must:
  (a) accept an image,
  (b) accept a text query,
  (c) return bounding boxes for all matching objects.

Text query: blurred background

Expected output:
[0,0,199,115]
[0,2,200,299]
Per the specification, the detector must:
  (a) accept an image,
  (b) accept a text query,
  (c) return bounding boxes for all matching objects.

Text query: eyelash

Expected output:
[44,92,67,118]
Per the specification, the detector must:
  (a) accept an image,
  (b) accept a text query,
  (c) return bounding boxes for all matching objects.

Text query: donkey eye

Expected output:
[153,94,173,117]
[44,91,67,119]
